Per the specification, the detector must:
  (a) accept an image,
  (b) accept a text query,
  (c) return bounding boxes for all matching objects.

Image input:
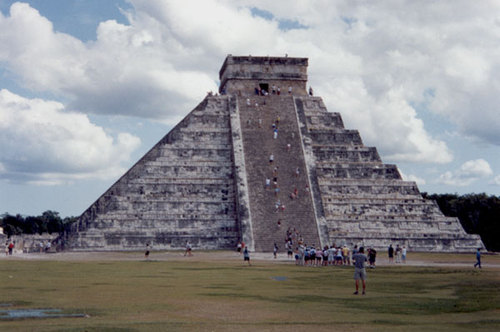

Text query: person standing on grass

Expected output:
[327,245,335,266]
[335,246,343,265]
[395,244,402,263]
[145,243,150,259]
[342,245,350,265]
[8,241,14,255]
[287,241,293,259]
[352,247,368,295]
[368,247,377,268]
[184,241,193,256]
[474,248,481,269]
[388,244,394,263]
[243,247,251,266]
[402,246,407,264]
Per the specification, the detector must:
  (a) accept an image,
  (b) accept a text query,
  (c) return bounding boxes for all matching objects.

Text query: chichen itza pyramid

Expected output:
[62,55,484,252]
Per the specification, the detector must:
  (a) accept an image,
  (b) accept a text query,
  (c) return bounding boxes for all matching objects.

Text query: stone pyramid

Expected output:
[62,55,484,252]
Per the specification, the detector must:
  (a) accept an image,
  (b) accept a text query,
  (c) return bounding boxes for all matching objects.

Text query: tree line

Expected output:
[421,193,500,252]
[0,210,77,237]
[1,193,499,251]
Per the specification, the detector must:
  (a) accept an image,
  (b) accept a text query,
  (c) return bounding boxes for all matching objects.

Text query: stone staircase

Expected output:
[238,95,320,251]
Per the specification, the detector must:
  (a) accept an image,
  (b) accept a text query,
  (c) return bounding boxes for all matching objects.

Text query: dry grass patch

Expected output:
[0,252,498,331]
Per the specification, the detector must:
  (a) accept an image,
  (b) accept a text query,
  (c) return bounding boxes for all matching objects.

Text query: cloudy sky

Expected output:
[1,0,500,217]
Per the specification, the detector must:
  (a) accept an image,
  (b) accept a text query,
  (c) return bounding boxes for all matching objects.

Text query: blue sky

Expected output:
[1,0,500,217]
[0,0,132,41]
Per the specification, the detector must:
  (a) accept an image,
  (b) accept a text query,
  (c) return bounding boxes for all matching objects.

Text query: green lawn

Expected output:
[0,253,499,331]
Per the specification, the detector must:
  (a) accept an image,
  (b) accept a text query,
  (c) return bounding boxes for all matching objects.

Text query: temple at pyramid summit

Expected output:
[62,55,485,252]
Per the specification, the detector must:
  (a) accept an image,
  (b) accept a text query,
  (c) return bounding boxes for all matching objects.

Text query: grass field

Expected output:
[0,252,499,331]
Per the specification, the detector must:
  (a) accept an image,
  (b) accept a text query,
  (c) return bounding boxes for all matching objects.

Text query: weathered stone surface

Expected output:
[61,55,485,252]
[63,97,241,251]
[295,95,484,252]
[220,55,308,96]
[237,94,320,251]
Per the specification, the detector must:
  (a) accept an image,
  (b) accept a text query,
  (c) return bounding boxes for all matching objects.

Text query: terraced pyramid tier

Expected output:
[61,55,484,252]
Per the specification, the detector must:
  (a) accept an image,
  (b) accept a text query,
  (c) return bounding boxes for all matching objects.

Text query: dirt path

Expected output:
[1,250,499,269]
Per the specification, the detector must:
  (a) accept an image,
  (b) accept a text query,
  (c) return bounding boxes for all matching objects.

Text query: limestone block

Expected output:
[308,130,363,145]
[220,56,308,95]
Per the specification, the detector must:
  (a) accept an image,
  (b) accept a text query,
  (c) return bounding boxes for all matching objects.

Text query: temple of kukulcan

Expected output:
[61,55,485,252]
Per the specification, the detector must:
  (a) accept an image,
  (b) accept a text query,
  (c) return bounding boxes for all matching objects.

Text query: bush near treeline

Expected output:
[1,193,499,251]
[0,210,77,237]
[422,192,500,252]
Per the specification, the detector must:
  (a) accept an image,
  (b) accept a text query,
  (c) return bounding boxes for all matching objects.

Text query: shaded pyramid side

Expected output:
[295,97,484,252]
[63,96,241,250]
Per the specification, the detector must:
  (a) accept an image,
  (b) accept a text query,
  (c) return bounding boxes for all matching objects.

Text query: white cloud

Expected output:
[0,89,141,184]
[459,159,493,178]
[400,171,426,186]
[437,159,493,186]
[0,0,499,169]
[492,175,500,186]
[0,2,217,120]
[324,83,453,164]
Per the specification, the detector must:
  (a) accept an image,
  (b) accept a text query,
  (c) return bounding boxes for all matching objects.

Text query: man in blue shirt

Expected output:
[474,248,481,269]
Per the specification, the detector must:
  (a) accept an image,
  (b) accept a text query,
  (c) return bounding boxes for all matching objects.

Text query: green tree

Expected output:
[0,214,24,236]
[1,211,73,236]
[42,210,63,234]
[423,193,500,251]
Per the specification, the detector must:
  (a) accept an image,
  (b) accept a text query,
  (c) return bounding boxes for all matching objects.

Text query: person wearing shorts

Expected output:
[352,247,368,295]
[335,247,343,265]
[315,248,322,266]
[243,247,251,266]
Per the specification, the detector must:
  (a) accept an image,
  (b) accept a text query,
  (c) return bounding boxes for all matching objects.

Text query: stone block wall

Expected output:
[294,96,484,252]
[63,96,241,251]
[220,55,308,95]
